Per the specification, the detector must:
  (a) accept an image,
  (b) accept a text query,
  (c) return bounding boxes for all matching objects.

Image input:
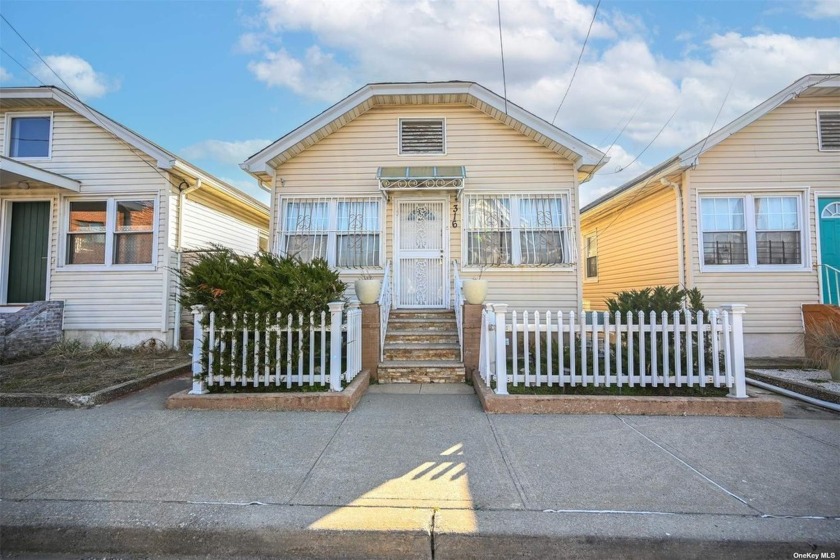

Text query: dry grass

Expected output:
[0,340,189,394]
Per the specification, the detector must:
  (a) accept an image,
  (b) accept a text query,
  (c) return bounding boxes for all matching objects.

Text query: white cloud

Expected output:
[580,144,652,206]
[0,67,11,81]
[240,0,840,194]
[182,138,273,165]
[802,0,840,19]
[31,55,118,99]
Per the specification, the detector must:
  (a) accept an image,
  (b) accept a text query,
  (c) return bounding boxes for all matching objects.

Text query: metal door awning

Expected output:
[377,166,465,198]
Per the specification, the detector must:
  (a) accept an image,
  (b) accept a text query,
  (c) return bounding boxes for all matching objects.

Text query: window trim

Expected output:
[277,195,385,271]
[461,190,576,271]
[398,117,447,156]
[583,232,598,282]
[816,110,840,152]
[58,194,159,271]
[696,189,810,273]
[4,111,54,160]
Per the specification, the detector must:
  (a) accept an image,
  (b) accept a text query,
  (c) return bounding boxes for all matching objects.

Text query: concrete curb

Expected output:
[471,370,783,417]
[2,500,837,560]
[0,362,190,408]
[747,369,840,404]
[165,369,370,412]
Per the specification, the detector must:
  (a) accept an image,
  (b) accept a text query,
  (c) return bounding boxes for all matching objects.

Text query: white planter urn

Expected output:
[354,279,382,304]
[462,279,488,305]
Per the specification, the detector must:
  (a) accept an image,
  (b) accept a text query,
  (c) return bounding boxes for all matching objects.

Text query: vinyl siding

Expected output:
[686,95,840,356]
[180,192,262,253]
[271,103,580,311]
[581,186,680,310]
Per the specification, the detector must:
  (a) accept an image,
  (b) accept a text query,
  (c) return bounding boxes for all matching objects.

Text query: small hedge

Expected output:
[178,247,346,324]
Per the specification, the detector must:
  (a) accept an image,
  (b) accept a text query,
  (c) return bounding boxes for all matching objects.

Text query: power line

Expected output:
[0,14,77,97]
[693,79,734,166]
[582,95,647,183]
[496,0,508,115]
[600,106,679,175]
[552,0,600,125]
[0,46,45,85]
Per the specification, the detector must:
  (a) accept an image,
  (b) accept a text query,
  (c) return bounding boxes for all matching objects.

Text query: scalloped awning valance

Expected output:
[377,166,465,197]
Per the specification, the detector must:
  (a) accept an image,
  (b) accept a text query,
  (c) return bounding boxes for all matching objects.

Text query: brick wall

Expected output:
[0,301,64,362]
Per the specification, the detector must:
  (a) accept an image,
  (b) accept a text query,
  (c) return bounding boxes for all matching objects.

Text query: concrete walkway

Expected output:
[1,376,839,559]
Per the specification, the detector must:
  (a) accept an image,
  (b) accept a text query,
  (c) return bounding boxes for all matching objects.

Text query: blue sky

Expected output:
[1,0,838,204]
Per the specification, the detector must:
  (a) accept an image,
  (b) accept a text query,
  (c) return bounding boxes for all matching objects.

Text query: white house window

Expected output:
[585,234,598,278]
[66,199,155,266]
[8,114,51,158]
[399,119,445,155]
[700,197,747,265]
[817,111,840,150]
[700,194,803,268]
[280,197,381,268]
[465,193,573,267]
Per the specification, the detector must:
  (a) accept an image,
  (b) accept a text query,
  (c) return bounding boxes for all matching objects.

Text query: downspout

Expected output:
[173,178,202,350]
[661,178,686,289]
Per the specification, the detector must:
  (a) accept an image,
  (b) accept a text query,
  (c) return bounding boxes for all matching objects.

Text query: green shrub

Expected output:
[178,247,346,323]
[605,285,705,316]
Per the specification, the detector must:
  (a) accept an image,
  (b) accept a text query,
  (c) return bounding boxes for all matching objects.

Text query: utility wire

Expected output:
[552,0,600,125]
[582,95,647,183]
[600,106,679,175]
[692,79,734,167]
[1,14,77,97]
[497,0,508,114]
[0,46,45,85]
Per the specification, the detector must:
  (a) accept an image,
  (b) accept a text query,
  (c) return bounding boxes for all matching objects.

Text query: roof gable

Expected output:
[241,81,607,180]
[582,73,840,216]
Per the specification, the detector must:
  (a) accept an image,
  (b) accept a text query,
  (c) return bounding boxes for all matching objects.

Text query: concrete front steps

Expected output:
[379,309,465,383]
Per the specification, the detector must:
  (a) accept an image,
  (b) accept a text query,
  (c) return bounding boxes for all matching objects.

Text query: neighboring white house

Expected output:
[581,74,840,358]
[0,86,269,348]
[241,81,607,311]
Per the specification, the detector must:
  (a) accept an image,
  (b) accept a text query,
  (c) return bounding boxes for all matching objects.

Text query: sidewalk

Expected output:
[2,376,839,559]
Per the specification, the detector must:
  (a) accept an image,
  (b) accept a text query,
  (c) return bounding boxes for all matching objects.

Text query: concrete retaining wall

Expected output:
[0,301,64,362]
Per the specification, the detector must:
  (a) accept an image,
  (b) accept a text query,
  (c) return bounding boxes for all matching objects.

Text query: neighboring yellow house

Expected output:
[242,81,607,311]
[581,74,840,359]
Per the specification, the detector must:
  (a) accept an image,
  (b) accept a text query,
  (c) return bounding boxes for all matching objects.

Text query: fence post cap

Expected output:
[721,304,747,314]
[492,303,508,313]
[190,305,207,315]
[348,301,361,310]
[328,301,345,312]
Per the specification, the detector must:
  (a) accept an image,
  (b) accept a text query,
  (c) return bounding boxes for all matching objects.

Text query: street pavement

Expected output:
[1,376,838,559]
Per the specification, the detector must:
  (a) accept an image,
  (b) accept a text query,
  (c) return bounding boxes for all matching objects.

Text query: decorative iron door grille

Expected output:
[395,199,448,308]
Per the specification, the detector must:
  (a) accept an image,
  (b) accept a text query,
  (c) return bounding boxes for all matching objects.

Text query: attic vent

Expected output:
[400,119,445,154]
[818,111,840,150]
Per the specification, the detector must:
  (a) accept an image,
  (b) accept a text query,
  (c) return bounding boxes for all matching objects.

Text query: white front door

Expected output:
[395,198,448,308]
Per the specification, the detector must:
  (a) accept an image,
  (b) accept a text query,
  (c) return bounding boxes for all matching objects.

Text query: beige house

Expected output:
[0,86,269,347]
[581,74,840,358]
[241,81,607,312]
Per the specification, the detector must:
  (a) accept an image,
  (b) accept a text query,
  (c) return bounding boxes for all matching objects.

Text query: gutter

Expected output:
[173,179,202,350]
[660,177,686,289]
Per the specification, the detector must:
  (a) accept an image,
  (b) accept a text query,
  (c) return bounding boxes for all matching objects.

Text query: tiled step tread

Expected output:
[384,343,459,350]
[388,317,455,324]
[379,360,464,368]
[385,329,458,336]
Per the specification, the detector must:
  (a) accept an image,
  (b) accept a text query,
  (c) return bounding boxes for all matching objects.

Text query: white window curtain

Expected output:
[465,193,573,266]
[700,194,803,267]
[280,197,381,268]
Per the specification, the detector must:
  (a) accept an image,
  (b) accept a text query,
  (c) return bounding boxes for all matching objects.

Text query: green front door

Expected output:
[7,201,50,303]
[819,197,840,305]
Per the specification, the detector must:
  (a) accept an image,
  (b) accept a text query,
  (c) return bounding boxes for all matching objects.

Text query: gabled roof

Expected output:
[241,81,608,182]
[581,73,840,216]
[0,86,268,219]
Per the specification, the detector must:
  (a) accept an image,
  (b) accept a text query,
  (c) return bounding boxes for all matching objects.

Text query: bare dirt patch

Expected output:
[0,343,189,395]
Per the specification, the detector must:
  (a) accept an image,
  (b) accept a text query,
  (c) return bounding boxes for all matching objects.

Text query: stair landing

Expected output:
[379,309,465,384]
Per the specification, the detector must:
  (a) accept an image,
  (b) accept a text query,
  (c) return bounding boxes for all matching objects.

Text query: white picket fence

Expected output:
[188,301,362,394]
[479,303,748,398]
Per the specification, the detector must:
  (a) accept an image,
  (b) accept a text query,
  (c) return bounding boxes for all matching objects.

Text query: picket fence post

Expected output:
[189,305,209,395]
[494,303,509,395]
[329,301,345,392]
[723,304,748,399]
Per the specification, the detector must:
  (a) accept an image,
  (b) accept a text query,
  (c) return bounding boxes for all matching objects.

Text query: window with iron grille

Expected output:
[700,194,803,268]
[399,119,445,155]
[464,193,574,267]
[279,196,381,268]
[818,111,840,150]
[585,234,598,278]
